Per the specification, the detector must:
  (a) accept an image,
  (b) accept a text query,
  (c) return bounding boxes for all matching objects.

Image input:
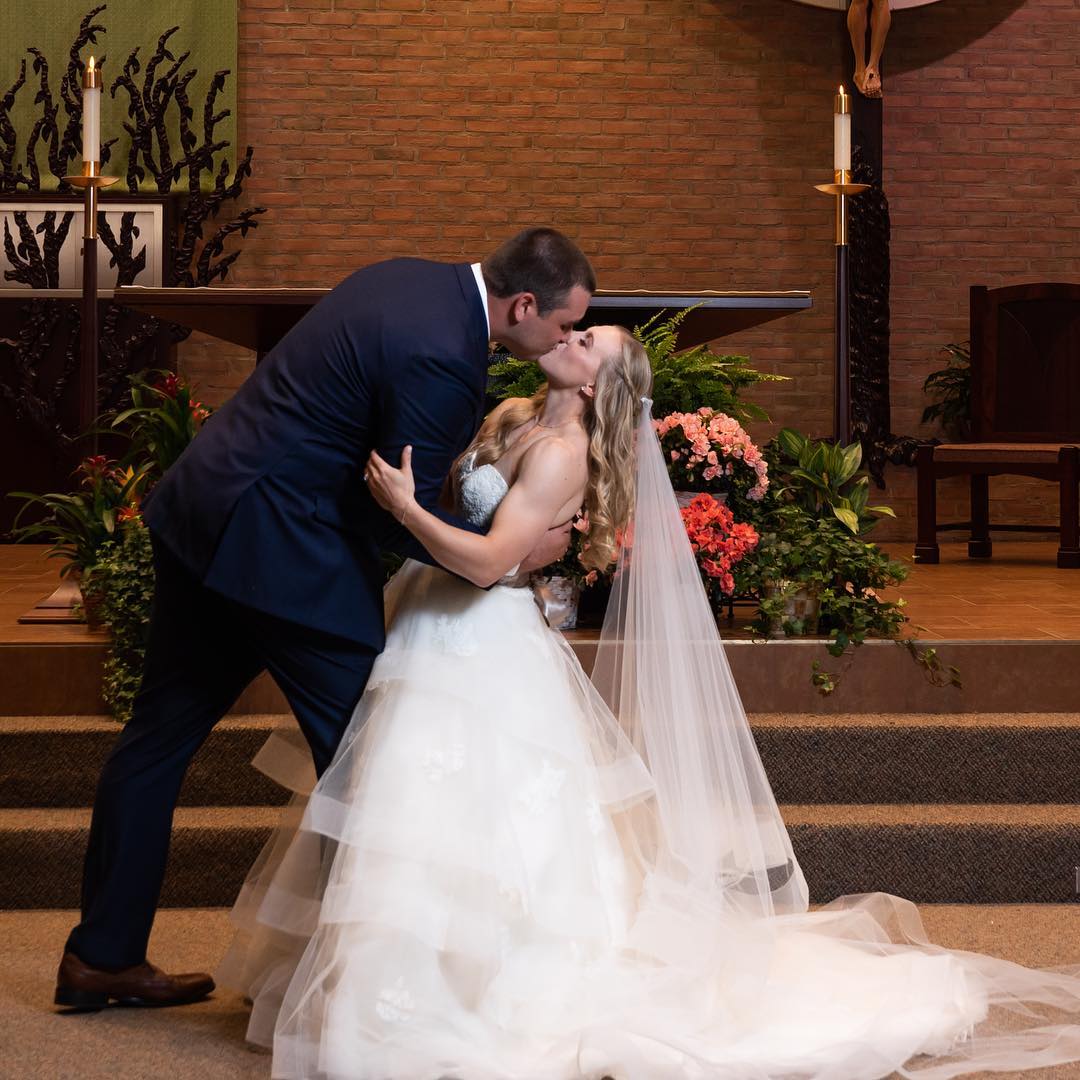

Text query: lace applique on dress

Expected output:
[457,452,509,530]
[518,759,567,815]
[375,977,416,1023]
[432,613,478,656]
[421,744,466,782]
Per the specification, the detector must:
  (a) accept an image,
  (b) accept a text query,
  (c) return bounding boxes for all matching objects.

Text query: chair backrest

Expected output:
[970,283,1080,442]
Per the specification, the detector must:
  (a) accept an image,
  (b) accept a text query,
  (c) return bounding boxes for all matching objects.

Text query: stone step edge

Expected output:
[0,714,295,733]
[6,803,1080,832]
[4,713,1080,732]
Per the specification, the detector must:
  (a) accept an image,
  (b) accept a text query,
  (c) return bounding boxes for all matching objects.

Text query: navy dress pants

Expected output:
[65,533,378,969]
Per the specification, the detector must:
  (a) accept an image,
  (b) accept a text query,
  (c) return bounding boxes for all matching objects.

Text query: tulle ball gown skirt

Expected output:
[218,561,1080,1080]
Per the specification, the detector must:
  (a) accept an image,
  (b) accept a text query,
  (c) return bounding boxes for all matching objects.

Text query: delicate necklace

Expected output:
[535,414,581,431]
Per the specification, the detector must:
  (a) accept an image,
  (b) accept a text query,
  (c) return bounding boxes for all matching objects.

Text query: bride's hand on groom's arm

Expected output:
[517,520,573,573]
[365,447,418,523]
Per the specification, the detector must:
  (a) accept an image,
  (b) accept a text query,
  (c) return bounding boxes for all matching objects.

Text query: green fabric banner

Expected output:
[3,1,237,191]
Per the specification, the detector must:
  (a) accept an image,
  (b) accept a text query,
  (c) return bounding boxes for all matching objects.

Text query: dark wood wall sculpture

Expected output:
[846,37,922,486]
[0,6,265,533]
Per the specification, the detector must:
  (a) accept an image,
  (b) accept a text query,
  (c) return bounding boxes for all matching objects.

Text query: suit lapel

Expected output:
[453,262,492,435]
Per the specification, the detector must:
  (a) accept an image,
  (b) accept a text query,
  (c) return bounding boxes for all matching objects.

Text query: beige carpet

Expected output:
[4,906,1079,1080]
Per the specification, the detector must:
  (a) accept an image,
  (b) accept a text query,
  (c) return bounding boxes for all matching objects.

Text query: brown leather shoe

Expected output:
[54,951,215,1010]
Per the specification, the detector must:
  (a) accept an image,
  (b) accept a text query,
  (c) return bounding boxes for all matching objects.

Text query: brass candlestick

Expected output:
[64,59,119,444]
[816,86,870,445]
[21,62,121,628]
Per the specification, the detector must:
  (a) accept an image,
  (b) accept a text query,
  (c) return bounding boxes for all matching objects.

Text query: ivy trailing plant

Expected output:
[488,306,786,424]
[90,521,154,724]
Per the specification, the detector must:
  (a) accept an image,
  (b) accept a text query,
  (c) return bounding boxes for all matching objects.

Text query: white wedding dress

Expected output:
[219,452,1080,1080]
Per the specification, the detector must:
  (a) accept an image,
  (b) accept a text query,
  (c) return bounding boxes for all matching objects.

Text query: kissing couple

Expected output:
[57,228,1080,1079]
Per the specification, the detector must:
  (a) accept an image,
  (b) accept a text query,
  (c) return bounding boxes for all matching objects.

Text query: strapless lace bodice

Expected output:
[456,452,527,585]
[456,451,509,528]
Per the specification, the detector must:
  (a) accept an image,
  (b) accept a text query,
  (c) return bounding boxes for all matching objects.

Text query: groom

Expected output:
[55,227,595,1010]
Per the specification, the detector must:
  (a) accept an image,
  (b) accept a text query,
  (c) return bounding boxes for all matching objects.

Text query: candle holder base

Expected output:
[64,175,121,190]
[814,182,871,196]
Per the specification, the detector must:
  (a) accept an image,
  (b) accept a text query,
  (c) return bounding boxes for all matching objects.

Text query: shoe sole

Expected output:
[54,986,212,1011]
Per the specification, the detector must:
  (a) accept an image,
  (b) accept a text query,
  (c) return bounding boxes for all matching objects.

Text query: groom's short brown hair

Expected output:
[482,228,596,316]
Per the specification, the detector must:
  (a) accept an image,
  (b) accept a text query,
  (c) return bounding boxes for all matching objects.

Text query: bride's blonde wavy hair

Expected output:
[463,327,653,570]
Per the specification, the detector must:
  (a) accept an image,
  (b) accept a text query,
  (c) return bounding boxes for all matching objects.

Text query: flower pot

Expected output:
[532,575,582,630]
[674,490,727,509]
[69,568,107,631]
[763,581,820,638]
[79,583,108,631]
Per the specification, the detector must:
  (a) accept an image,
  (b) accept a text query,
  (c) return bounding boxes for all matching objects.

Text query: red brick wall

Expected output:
[182,0,1079,543]
[885,0,1078,539]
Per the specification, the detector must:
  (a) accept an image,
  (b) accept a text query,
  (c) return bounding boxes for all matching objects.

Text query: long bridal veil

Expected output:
[587,398,1080,1078]
[592,398,807,922]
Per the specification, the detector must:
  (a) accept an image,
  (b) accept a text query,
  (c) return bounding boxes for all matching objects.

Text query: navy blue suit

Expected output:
[67,259,491,968]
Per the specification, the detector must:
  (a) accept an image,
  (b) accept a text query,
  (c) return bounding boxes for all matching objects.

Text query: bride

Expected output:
[219,325,1080,1079]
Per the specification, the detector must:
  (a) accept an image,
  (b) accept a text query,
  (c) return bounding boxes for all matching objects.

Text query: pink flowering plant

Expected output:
[656,407,769,520]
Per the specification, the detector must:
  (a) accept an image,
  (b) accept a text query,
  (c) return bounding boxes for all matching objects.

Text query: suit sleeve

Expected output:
[369,352,486,565]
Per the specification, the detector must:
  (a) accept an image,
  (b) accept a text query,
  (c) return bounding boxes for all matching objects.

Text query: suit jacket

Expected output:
[143,258,490,649]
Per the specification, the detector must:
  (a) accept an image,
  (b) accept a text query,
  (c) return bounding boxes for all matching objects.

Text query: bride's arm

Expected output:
[365,439,583,589]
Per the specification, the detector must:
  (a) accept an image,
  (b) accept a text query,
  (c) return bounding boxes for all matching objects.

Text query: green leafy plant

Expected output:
[921,341,971,440]
[7,368,213,721]
[90,522,155,724]
[9,456,148,578]
[740,437,959,697]
[107,370,213,479]
[773,428,895,535]
[487,306,786,424]
[747,504,914,693]
[636,308,786,423]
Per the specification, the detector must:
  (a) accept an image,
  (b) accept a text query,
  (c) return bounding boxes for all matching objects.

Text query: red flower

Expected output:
[79,455,109,475]
[679,494,759,596]
[154,372,182,399]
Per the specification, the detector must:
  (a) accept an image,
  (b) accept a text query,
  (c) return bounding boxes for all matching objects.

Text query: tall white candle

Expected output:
[82,56,101,165]
[833,85,851,173]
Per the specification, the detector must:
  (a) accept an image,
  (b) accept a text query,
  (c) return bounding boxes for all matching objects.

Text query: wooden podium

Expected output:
[114,285,812,360]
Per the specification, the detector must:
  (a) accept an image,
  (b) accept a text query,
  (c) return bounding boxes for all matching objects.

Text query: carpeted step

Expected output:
[0,806,282,909]
[5,713,1080,808]
[0,715,295,808]
[4,802,1080,909]
[785,802,1080,904]
[752,712,1080,804]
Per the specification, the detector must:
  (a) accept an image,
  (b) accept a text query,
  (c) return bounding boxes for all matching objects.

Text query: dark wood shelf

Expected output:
[110,284,812,356]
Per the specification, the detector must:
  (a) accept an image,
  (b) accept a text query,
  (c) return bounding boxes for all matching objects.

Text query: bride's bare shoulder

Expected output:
[516,431,587,478]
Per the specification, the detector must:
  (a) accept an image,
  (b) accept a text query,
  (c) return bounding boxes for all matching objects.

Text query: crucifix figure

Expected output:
[847,0,891,98]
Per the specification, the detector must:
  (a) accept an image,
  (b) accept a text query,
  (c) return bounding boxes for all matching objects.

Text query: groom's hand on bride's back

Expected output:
[518,519,573,574]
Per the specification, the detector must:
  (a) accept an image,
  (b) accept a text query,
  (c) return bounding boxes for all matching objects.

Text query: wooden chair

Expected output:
[914,283,1080,569]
